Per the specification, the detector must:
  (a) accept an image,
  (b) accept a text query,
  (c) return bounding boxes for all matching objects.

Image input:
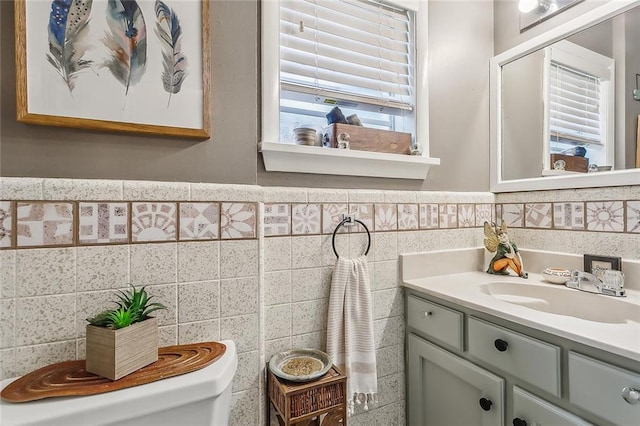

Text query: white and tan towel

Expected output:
[326,255,377,416]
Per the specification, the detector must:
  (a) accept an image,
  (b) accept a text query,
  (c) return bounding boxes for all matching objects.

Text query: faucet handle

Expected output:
[602,270,624,290]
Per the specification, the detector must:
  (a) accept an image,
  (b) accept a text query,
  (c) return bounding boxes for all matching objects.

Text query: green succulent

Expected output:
[87,284,167,330]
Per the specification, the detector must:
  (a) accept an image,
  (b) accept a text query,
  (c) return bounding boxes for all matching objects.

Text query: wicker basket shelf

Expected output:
[267,364,347,425]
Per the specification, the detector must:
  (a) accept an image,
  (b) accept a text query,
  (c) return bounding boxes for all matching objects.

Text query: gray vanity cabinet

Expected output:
[408,333,504,426]
[405,289,639,426]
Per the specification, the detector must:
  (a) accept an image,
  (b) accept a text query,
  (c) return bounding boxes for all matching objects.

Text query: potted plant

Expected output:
[85,284,167,380]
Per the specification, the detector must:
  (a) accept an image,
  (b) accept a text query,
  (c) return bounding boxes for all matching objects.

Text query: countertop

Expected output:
[402,271,640,362]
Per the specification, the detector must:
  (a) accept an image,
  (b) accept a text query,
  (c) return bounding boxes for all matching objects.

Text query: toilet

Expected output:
[0,340,238,426]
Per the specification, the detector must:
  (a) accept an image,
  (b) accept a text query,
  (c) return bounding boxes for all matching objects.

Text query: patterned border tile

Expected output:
[349,204,374,233]
[585,201,624,232]
[524,203,552,229]
[553,202,585,230]
[419,204,439,229]
[78,202,129,244]
[16,202,74,247]
[627,201,640,233]
[475,204,492,227]
[458,204,475,228]
[180,202,220,240]
[322,204,348,234]
[221,203,257,239]
[439,204,458,229]
[375,204,398,232]
[292,204,321,235]
[0,202,12,249]
[263,204,290,237]
[398,204,419,231]
[501,203,524,228]
[131,202,177,242]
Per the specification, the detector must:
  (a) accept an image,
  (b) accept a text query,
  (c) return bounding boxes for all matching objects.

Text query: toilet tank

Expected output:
[0,340,238,426]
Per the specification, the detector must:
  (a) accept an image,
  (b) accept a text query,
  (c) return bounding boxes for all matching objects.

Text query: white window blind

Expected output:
[279,0,414,113]
[549,61,602,145]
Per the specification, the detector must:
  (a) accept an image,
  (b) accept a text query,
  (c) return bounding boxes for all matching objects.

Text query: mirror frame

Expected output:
[490,0,640,192]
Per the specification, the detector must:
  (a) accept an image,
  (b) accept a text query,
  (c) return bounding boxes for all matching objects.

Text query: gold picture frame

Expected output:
[14,0,210,139]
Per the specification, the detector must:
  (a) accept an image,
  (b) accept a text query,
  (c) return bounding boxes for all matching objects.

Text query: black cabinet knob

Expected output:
[513,418,528,426]
[494,338,509,352]
[479,397,492,411]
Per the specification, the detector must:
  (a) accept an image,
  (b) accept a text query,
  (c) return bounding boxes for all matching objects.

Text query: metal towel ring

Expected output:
[332,217,371,258]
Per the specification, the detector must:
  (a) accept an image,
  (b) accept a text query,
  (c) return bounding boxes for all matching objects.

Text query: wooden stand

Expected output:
[267,365,347,425]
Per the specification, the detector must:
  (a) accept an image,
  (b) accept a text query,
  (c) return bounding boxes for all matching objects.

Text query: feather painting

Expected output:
[103,0,147,95]
[154,0,188,106]
[47,0,94,92]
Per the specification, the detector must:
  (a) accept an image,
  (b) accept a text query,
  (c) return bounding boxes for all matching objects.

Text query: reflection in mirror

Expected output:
[500,4,640,182]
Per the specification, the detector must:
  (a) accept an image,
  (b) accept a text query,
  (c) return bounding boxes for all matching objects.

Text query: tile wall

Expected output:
[1,178,639,425]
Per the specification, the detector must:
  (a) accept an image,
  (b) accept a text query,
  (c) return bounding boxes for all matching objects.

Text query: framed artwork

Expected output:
[14,0,210,139]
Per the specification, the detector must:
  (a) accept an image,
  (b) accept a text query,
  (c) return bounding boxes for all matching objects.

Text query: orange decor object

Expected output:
[268,364,347,425]
[1,342,226,403]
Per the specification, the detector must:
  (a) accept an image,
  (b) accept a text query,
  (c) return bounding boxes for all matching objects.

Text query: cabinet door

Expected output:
[513,386,592,426]
[408,333,504,426]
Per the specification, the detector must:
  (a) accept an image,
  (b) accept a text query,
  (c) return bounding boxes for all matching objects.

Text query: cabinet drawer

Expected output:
[569,351,640,425]
[513,386,592,426]
[468,317,560,397]
[407,295,463,351]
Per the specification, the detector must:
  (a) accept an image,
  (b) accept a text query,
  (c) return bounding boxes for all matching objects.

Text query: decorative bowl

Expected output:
[269,349,332,382]
[541,268,572,284]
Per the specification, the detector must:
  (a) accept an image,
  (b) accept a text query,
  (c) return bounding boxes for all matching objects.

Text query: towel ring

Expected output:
[332,218,371,258]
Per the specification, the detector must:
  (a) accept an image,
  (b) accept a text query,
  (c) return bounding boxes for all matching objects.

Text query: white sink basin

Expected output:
[480,282,640,324]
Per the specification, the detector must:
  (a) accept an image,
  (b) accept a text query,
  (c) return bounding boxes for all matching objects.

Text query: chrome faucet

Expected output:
[566,269,626,297]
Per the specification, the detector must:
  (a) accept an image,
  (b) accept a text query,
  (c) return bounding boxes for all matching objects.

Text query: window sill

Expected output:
[260,142,440,180]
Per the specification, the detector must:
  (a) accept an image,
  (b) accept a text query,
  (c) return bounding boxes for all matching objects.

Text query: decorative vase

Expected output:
[85,317,159,380]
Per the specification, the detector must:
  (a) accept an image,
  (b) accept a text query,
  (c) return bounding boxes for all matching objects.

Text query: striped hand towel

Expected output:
[326,255,377,416]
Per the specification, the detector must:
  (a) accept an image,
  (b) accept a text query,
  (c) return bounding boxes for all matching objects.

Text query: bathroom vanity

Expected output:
[401,251,640,426]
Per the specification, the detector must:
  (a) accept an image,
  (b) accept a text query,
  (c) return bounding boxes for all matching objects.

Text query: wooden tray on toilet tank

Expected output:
[0,342,226,402]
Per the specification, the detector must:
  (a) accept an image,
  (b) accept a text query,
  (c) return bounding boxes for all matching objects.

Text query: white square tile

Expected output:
[178,320,220,345]
[264,237,291,272]
[375,204,398,231]
[291,268,325,302]
[458,204,475,228]
[77,245,129,291]
[291,299,327,335]
[419,204,439,229]
[178,281,220,322]
[179,203,219,240]
[14,341,75,377]
[16,202,74,247]
[16,295,76,346]
[501,203,524,228]
[220,240,259,278]
[78,202,128,244]
[16,248,75,296]
[291,236,322,269]
[322,204,348,234]
[131,202,177,242]
[130,243,177,285]
[220,277,259,317]
[264,270,291,306]
[221,203,257,239]
[178,241,219,282]
[220,314,258,353]
[265,305,291,340]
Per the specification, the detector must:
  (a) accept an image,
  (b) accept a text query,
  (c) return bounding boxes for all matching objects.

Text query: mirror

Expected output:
[491,0,640,192]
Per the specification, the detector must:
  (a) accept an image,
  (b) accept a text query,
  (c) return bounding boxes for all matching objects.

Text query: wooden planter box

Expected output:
[86,317,159,380]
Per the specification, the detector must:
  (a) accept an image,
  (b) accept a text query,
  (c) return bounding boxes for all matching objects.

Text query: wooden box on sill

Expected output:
[324,123,412,154]
[550,154,589,173]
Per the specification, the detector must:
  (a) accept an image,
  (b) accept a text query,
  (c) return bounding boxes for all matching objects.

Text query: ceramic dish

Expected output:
[269,349,332,382]
[541,267,572,284]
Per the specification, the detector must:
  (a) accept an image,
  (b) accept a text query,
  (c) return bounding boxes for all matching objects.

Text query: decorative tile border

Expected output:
[78,202,129,245]
[131,202,177,242]
[221,203,257,239]
[16,202,74,247]
[180,202,220,240]
[1,197,638,247]
[0,201,12,248]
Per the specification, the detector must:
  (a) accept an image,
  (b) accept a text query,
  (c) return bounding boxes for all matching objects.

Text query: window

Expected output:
[543,40,615,170]
[261,0,438,179]
[279,0,414,140]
